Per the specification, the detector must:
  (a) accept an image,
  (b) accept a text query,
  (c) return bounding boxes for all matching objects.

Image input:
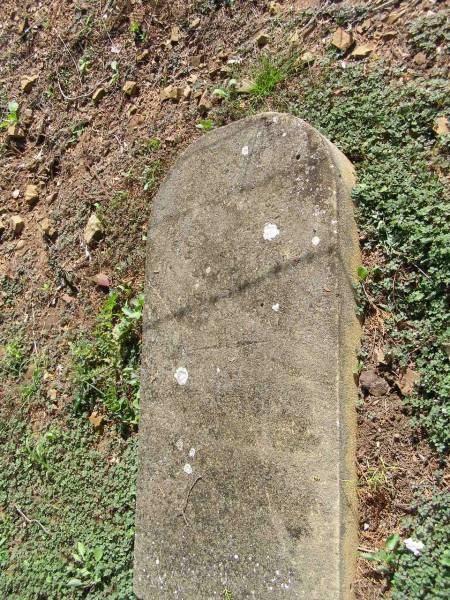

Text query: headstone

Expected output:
[134,113,360,599]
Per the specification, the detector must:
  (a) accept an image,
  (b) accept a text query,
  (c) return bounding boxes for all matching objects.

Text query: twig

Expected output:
[56,76,109,102]
[14,505,51,536]
[358,546,375,554]
[56,32,83,85]
[178,476,203,526]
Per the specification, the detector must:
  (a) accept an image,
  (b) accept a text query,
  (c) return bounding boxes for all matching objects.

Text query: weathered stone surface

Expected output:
[134,113,360,599]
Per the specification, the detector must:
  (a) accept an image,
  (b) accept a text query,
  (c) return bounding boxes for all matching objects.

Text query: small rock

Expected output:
[16,240,25,250]
[351,44,374,58]
[123,80,138,96]
[234,79,255,94]
[398,368,420,396]
[189,55,204,68]
[20,75,38,93]
[10,215,25,236]
[40,217,57,239]
[288,31,300,46]
[12,189,20,199]
[24,184,39,207]
[92,87,106,104]
[136,49,150,63]
[432,113,450,140]
[300,51,315,64]
[382,31,396,40]
[48,388,58,402]
[198,91,212,116]
[359,369,389,397]
[269,1,283,15]
[183,85,192,99]
[386,9,406,25]
[61,293,75,304]
[7,124,25,142]
[84,213,103,246]
[92,272,111,288]
[88,411,104,430]
[413,52,427,66]
[160,85,183,102]
[189,17,201,29]
[256,32,270,48]
[17,17,29,35]
[331,27,354,52]
[170,26,181,44]
[22,108,33,126]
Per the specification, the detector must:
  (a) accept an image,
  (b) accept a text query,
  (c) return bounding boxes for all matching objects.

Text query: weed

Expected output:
[69,123,86,145]
[0,100,19,129]
[129,21,147,44]
[408,11,450,55]
[361,457,396,495]
[110,60,119,86]
[391,492,450,599]
[250,56,290,100]
[146,137,161,151]
[67,542,106,590]
[21,361,44,403]
[196,118,215,131]
[361,534,401,575]
[0,416,136,597]
[140,160,162,191]
[78,55,91,78]
[1,336,28,379]
[111,190,129,210]
[23,429,59,473]
[72,289,143,428]
[224,589,234,599]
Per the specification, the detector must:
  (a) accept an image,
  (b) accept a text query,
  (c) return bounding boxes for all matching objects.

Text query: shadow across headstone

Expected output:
[134,113,360,599]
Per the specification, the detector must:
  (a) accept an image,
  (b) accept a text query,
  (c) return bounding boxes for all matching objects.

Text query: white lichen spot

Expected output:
[272,303,280,312]
[175,439,184,451]
[272,116,279,123]
[216,366,221,374]
[234,554,239,560]
[183,463,193,475]
[174,367,188,385]
[155,558,160,565]
[205,266,211,274]
[189,448,196,458]
[263,223,280,241]
[241,145,249,156]
[311,236,321,246]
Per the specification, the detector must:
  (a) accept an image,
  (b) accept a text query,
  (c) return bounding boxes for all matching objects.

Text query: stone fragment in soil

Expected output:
[413,52,427,66]
[359,369,389,397]
[300,51,315,64]
[10,215,25,236]
[170,26,181,44]
[25,184,39,208]
[160,85,183,102]
[234,79,254,94]
[84,213,103,246]
[331,27,354,52]
[123,81,138,96]
[269,1,283,15]
[20,75,38,93]
[433,116,449,135]
[92,272,111,288]
[398,368,420,396]
[198,91,212,115]
[92,87,106,104]
[351,44,374,58]
[39,217,57,239]
[189,17,201,29]
[7,124,25,142]
[136,49,150,63]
